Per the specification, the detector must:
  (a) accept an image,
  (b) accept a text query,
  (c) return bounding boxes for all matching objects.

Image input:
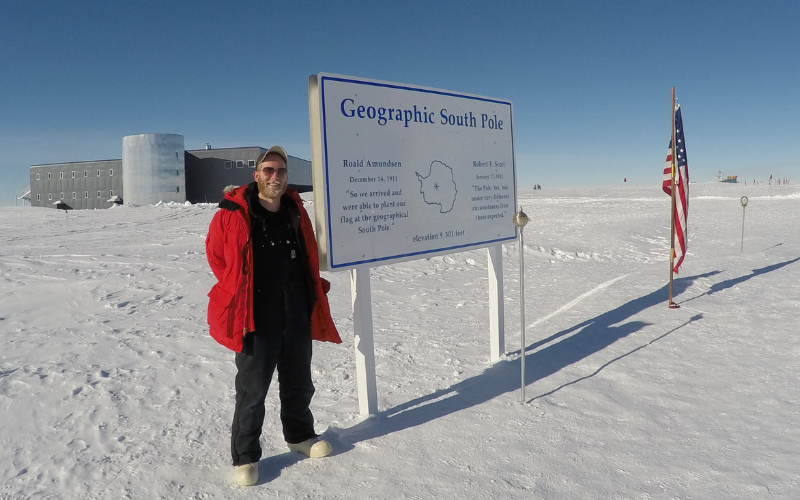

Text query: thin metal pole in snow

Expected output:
[740,196,749,252]
[513,207,529,404]
[668,87,679,309]
[519,228,525,403]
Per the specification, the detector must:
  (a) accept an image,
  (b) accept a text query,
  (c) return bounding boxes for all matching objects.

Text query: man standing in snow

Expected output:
[205,146,341,486]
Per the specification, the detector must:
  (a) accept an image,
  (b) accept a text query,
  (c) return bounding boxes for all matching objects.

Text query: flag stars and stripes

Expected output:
[662,104,689,274]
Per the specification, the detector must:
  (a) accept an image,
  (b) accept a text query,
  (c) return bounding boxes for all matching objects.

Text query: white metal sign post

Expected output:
[487,244,504,362]
[350,267,378,414]
[309,73,517,415]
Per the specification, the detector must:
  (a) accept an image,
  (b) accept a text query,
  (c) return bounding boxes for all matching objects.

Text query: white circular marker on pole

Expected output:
[512,207,529,404]
[740,196,748,253]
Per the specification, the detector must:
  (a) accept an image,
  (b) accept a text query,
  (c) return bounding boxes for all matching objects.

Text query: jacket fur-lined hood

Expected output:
[218,182,302,214]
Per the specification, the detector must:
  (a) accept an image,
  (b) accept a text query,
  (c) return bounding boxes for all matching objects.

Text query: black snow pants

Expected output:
[230,325,317,466]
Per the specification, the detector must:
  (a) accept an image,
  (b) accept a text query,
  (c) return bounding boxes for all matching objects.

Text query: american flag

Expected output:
[662,105,689,273]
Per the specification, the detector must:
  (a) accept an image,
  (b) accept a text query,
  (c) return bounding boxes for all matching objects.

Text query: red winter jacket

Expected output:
[205,184,341,352]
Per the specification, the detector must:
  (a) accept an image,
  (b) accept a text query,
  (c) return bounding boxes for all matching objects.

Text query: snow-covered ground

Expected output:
[1,183,798,499]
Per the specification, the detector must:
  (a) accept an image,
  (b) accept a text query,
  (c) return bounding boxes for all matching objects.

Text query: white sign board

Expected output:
[309,73,517,271]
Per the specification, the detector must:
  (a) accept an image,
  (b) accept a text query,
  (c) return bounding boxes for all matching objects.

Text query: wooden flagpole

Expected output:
[668,87,679,308]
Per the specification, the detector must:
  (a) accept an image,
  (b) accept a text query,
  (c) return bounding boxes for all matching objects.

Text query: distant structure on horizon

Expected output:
[25,133,312,209]
[715,171,738,183]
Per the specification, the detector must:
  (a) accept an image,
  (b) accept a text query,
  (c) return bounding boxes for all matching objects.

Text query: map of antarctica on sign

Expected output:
[310,73,518,270]
[416,161,457,213]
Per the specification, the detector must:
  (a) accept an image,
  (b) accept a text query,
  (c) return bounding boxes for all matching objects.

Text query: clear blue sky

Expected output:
[2,0,798,205]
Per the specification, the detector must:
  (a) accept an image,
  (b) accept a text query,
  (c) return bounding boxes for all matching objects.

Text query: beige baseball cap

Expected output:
[256,145,288,165]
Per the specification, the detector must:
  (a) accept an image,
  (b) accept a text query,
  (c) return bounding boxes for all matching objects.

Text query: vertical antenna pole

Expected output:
[512,208,529,403]
[668,87,678,308]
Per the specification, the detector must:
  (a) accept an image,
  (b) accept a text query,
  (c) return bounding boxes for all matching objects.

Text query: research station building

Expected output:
[28,133,312,209]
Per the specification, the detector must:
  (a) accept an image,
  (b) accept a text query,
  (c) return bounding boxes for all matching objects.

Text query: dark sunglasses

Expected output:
[260,166,288,178]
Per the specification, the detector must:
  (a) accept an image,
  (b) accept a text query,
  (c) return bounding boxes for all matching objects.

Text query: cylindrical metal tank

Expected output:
[122,134,186,205]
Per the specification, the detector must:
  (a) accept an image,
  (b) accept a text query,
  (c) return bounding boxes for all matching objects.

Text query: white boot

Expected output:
[287,437,332,458]
[233,463,258,486]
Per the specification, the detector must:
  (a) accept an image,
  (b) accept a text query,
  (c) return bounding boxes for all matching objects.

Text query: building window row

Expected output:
[39,169,115,180]
[224,160,254,169]
[40,158,262,180]
[42,190,114,202]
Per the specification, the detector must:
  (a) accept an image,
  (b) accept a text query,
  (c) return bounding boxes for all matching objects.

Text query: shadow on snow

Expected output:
[327,259,796,452]
[680,257,800,304]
